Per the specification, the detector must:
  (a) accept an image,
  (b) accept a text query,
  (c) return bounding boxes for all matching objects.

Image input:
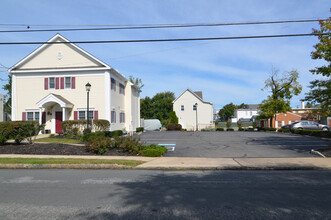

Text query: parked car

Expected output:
[282,120,329,131]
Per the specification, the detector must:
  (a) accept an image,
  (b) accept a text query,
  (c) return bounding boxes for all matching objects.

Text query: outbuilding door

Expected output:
[55,112,63,133]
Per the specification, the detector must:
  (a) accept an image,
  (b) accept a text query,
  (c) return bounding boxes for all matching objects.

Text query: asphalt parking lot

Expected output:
[139,131,330,158]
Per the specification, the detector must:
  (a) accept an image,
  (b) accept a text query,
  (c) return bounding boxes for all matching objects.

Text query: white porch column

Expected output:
[39,107,42,134]
[62,107,66,121]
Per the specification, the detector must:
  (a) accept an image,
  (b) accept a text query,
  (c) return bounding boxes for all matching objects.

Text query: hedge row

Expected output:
[167,123,182,130]
[62,120,110,135]
[278,128,331,138]
[85,134,167,156]
[0,121,42,145]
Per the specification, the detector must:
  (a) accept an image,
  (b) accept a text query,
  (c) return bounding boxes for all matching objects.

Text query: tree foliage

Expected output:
[129,75,144,91]
[140,91,175,121]
[305,17,331,115]
[258,69,302,127]
[218,103,248,121]
[2,74,11,114]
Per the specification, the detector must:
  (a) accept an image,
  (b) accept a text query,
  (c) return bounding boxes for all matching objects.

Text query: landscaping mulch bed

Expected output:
[0,142,137,156]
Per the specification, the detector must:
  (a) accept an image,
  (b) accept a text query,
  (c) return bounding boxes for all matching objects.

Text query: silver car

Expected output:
[289,120,329,131]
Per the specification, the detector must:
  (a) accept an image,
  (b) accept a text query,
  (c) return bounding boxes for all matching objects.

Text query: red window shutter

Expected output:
[60,77,64,89]
[55,77,59,89]
[44,78,48,90]
[42,112,46,124]
[71,77,75,89]
[74,111,78,120]
[22,112,26,121]
[94,111,98,120]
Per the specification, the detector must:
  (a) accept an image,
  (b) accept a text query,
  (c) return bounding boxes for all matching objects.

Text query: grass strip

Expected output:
[0,158,144,167]
[35,138,81,144]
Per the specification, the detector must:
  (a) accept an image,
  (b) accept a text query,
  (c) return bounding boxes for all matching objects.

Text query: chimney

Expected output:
[301,101,305,109]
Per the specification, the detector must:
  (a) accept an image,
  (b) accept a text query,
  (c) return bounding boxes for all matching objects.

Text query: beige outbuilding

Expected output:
[173,89,214,131]
[9,34,140,134]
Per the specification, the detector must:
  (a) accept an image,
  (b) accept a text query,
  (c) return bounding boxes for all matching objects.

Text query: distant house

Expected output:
[173,89,213,131]
[8,34,140,134]
[260,112,303,128]
[231,104,259,123]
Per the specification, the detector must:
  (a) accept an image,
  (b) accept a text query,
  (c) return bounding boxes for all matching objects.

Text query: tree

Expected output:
[258,69,302,127]
[2,74,12,115]
[218,103,237,121]
[140,91,175,121]
[129,75,144,91]
[168,111,179,124]
[305,17,331,115]
[218,103,249,121]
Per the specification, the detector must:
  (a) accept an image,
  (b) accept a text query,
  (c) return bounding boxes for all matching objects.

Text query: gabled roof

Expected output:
[173,88,212,105]
[9,34,110,72]
[36,93,73,108]
[8,34,137,88]
[237,104,259,111]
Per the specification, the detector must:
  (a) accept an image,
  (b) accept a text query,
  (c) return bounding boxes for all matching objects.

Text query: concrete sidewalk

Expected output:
[0,154,331,170]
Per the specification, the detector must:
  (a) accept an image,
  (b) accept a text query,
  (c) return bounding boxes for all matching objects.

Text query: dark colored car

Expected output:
[282,120,329,131]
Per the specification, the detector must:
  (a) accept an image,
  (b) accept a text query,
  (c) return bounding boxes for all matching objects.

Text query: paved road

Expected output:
[139,131,330,158]
[1,169,331,219]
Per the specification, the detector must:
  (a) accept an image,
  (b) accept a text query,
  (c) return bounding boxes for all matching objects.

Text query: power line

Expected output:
[0,19,326,33]
[0,33,328,45]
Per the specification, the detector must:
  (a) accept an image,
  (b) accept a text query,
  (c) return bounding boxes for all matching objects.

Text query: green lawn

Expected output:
[35,138,81,144]
[0,158,144,166]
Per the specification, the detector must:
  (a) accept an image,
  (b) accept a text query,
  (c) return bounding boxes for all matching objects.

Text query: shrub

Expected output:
[226,121,231,129]
[292,129,331,138]
[161,120,168,127]
[167,123,182,131]
[136,127,144,132]
[120,136,143,154]
[227,128,234,131]
[252,122,258,129]
[0,121,41,144]
[62,119,110,135]
[81,132,105,142]
[138,144,167,157]
[258,127,276,132]
[216,127,224,131]
[111,130,123,137]
[215,121,219,126]
[278,128,291,133]
[86,136,112,154]
[238,128,245,131]
[168,111,179,124]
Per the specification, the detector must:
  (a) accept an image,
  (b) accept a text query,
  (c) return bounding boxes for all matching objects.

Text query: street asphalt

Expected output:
[139,131,330,158]
[1,169,331,219]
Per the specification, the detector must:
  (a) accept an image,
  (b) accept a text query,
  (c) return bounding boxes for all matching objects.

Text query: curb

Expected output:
[0,164,330,170]
[311,149,326,158]
[0,164,132,169]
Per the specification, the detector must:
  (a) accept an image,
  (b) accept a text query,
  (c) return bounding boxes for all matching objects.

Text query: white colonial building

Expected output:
[231,104,259,123]
[9,34,140,133]
[173,89,213,131]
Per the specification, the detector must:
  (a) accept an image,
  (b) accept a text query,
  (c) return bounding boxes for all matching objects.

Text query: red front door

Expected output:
[55,112,63,133]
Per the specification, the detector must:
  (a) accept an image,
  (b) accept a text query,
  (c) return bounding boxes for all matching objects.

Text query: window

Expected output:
[27,111,39,121]
[111,78,116,91]
[65,77,71,88]
[277,121,282,127]
[181,105,184,111]
[49,77,55,89]
[79,111,85,120]
[78,110,94,120]
[119,83,125,95]
[111,111,116,123]
[120,112,125,123]
[193,105,197,111]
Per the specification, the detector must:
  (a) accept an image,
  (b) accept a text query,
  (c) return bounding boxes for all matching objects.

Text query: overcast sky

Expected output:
[0,0,330,109]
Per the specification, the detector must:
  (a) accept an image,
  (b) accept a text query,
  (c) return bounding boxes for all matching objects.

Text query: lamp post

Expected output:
[85,82,91,133]
[195,103,198,131]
